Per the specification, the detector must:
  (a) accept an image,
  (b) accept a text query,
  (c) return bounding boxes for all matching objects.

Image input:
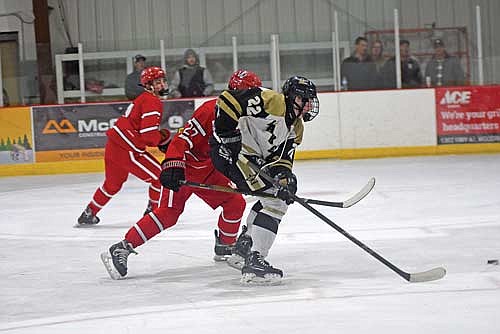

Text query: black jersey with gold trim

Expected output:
[214,87,304,167]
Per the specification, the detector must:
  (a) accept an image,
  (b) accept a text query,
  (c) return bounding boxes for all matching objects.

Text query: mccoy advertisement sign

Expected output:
[436,86,500,144]
[32,100,195,162]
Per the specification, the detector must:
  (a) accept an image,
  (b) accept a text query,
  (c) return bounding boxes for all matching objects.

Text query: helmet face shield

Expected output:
[302,96,319,122]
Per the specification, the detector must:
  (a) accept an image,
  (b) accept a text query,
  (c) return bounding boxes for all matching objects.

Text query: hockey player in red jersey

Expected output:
[101,69,263,279]
[77,66,171,227]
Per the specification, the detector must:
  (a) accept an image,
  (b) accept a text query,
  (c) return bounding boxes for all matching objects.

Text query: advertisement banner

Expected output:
[32,100,195,162]
[0,107,34,164]
[436,86,500,144]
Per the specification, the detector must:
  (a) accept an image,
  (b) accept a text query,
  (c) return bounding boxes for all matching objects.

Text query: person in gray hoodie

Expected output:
[169,49,214,98]
[425,39,465,87]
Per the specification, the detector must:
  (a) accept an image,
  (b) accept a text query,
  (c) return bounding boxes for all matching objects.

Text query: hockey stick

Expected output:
[179,178,375,209]
[246,162,446,283]
[180,180,276,199]
[292,195,446,282]
[304,177,375,208]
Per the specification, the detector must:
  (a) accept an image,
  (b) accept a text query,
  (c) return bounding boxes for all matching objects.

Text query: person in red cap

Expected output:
[77,66,171,227]
[101,69,263,280]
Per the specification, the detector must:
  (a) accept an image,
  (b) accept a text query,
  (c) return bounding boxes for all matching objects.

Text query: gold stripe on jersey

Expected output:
[261,90,286,117]
[262,205,286,217]
[242,143,258,155]
[220,91,243,118]
[272,160,293,170]
[217,98,239,122]
[293,119,304,145]
[236,159,267,191]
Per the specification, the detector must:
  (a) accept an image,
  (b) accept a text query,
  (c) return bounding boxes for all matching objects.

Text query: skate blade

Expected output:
[227,255,244,270]
[100,251,124,280]
[240,273,282,286]
[213,254,231,262]
[73,223,98,228]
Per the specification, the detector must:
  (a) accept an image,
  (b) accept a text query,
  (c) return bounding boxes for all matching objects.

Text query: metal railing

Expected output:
[54,35,351,104]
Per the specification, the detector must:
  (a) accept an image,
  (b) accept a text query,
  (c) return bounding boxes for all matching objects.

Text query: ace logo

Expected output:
[440,90,472,105]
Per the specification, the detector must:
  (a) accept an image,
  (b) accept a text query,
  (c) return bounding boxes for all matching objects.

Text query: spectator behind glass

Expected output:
[169,49,214,98]
[125,54,147,100]
[340,36,376,90]
[370,40,386,88]
[371,40,386,71]
[382,39,423,88]
[425,39,465,87]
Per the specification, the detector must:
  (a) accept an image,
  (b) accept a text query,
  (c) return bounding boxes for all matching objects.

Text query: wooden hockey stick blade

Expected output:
[303,177,376,208]
[407,267,447,283]
[341,177,376,208]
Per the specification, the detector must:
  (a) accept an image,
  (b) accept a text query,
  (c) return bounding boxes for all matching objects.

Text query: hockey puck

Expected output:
[487,259,499,265]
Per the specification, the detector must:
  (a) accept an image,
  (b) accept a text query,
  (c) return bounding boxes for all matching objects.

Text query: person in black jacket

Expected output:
[124,54,147,100]
[169,49,214,98]
[340,36,377,91]
[382,40,423,88]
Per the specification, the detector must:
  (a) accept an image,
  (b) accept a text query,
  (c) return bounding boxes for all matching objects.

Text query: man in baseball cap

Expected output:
[425,38,465,86]
[125,55,147,99]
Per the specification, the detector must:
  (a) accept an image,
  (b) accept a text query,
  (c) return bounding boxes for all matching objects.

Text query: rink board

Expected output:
[2,86,500,177]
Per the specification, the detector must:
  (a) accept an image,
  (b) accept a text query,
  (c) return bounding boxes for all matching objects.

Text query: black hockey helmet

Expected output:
[282,76,319,123]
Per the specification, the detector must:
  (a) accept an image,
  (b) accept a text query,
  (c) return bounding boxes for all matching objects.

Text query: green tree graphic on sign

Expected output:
[23,134,31,149]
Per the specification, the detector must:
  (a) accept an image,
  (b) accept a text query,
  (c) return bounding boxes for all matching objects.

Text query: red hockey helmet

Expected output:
[228,69,262,90]
[140,66,166,86]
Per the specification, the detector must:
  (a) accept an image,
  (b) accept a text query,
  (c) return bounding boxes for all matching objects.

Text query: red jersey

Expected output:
[107,91,164,153]
[166,99,216,168]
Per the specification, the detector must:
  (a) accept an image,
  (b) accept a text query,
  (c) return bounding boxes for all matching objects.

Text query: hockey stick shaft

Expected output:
[293,194,445,282]
[292,193,412,281]
[180,180,357,208]
[245,161,445,282]
[180,180,276,199]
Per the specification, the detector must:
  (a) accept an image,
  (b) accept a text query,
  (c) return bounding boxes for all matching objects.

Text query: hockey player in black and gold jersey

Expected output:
[209,76,319,284]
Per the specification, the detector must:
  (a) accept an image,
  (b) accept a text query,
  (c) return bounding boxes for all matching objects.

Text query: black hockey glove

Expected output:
[274,170,297,205]
[159,160,185,192]
[209,130,242,171]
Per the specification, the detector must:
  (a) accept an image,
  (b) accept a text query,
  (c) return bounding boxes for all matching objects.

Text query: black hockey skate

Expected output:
[100,240,137,280]
[241,251,283,285]
[227,225,253,270]
[75,206,100,228]
[213,230,235,262]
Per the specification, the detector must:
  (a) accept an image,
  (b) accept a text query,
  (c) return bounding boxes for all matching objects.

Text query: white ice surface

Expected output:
[1,154,499,333]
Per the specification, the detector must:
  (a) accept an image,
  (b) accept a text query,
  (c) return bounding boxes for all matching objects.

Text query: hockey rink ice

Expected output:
[1,154,499,333]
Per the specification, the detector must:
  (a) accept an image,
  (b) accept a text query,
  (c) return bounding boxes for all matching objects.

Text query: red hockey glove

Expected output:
[158,129,171,153]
